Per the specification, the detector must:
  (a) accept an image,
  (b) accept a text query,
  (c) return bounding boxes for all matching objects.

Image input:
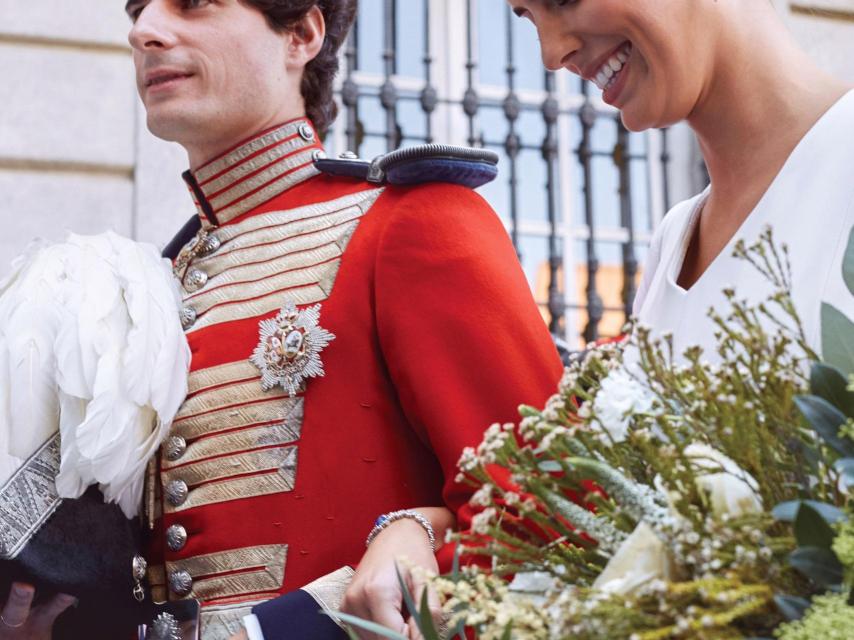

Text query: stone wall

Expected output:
[0,0,189,274]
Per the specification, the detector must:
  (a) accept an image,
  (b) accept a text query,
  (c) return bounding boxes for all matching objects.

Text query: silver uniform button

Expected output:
[298,122,315,142]
[338,150,359,159]
[184,269,208,291]
[166,524,188,552]
[199,234,221,255]
[168,569,193,596]
[132,555,148,581]
[165,479,189,507]
[180,307,197,330]
[164,435,187,461]
[312,149,327,162]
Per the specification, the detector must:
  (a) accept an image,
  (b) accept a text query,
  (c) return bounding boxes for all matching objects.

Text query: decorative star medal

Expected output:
[250,300,335,397]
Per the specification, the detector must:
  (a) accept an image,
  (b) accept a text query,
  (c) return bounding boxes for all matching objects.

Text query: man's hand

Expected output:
[0,583,76,639]
[340,511,449,640]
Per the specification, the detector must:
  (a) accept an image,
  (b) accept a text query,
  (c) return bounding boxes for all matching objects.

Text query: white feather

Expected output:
[0,231,190,518]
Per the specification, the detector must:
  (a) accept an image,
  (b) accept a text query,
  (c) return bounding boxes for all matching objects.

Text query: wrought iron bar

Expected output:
[615,118,638,320]
[420,0,437,143]
[578,82,603,342]
[463,0,479,147]
[380,0,401,151]
[542,71,564,335]
[503,4,521,256]
[341,15,360,153]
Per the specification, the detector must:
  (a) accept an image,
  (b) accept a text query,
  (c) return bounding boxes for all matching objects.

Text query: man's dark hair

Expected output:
[244,0,357,134]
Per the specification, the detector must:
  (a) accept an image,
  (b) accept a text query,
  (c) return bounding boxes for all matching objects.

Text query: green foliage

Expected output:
[794,394,854,457]
[793,503,836,549]
[842,225,854,297]
[382,226,854,639]
[821,303,854,377]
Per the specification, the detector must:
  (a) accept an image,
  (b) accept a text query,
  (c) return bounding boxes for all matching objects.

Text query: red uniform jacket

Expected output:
[146,118,562,635]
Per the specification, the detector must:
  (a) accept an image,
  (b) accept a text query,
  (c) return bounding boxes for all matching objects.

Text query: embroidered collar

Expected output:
[182,118,325,228]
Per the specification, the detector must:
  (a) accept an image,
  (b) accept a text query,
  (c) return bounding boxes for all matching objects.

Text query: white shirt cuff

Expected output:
[243,613,265,640]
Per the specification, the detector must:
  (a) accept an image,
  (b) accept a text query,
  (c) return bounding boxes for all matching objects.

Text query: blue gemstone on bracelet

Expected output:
[374,515,389,527]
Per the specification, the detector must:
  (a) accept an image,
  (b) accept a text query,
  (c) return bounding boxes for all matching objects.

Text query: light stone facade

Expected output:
[1,1,853,277]
[0,0,188,276]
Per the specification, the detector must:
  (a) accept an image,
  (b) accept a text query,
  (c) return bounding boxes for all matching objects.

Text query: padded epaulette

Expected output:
[314,144,499,189]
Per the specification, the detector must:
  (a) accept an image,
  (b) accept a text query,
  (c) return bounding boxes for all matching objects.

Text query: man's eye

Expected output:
[182,0,212,9]
[126,1,147,22]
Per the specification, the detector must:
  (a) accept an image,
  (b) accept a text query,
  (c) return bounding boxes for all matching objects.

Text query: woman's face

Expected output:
[508,0,715,131]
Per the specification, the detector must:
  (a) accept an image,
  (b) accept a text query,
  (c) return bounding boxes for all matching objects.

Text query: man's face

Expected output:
[127,0,302,163]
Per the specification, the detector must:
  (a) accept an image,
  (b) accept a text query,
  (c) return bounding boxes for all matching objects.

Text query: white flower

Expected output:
[589,366,655,444]
[593,522,676,596]
[684,442,763,518]
[508,571,557,594]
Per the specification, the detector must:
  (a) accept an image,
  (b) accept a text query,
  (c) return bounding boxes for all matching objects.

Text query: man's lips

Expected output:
[144,70,194,88]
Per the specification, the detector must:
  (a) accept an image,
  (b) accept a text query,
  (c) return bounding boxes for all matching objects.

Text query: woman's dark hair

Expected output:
[243,0,358,133]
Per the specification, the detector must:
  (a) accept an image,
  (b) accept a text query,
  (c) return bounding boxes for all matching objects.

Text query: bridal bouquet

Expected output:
[341,227,854,640]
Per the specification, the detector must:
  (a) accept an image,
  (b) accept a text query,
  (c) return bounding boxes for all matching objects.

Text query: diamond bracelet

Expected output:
[365,509,436,552]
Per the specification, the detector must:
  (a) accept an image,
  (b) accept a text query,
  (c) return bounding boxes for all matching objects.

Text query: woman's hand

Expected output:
[340,507,454,640]
[0,583,76,639]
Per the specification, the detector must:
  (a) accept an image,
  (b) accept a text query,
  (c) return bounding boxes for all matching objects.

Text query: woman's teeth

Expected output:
[593,44,632,92]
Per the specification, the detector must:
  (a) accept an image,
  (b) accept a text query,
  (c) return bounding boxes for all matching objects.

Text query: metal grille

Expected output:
[328,0,672,346]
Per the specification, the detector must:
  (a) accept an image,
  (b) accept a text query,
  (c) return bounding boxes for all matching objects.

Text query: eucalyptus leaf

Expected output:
[835,458,854,486]
[821,303,854,377]
[788,546,844,587]
[810,362,854,417]
[772,500,847,524]
[773,595,811,622]
[794,502,836,549]
[451,542,461,579]
[538,460,563,472]
[417,588,443,640]
[324,611,409,640]
[842,224,854,296]
[794,394,854,457]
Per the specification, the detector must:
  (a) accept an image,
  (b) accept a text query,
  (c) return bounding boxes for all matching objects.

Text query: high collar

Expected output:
[182,118,325,228]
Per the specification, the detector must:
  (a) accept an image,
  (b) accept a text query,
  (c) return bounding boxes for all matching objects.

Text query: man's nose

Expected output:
[128,0,177,52]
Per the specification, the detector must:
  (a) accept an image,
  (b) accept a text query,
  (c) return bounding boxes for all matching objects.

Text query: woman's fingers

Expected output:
[364,580,407,640]
[1,583,35,629]
[407,567,442,633]
[30,594,76,632]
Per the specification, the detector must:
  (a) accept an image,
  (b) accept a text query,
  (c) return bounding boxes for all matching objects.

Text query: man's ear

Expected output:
[286,5,325,68]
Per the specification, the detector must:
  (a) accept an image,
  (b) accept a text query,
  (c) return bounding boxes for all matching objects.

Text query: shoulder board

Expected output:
[162,214,202,260]
[314,144,499,189]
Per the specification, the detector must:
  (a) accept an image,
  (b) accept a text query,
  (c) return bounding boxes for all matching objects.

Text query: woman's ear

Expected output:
[286,5,326,68]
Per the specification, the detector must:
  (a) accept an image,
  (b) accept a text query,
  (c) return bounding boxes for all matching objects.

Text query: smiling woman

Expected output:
[509,0,854,358]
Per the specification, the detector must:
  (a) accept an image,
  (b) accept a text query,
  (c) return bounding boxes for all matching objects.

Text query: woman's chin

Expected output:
[618,107,656,133]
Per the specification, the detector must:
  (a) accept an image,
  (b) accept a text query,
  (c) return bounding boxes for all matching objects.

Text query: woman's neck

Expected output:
[687,6,848,221]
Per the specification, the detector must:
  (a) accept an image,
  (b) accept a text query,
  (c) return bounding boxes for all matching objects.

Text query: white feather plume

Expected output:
[0,232,190,518]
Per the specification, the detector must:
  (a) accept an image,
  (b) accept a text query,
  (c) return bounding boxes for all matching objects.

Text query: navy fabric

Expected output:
[253,589,349,640]
[314,158,371,181]
[386,158,498,188]
[314,157,498,189]
[162,214,202,260]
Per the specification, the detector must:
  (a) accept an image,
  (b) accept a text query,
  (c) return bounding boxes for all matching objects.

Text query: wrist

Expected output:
[366,509,436,551]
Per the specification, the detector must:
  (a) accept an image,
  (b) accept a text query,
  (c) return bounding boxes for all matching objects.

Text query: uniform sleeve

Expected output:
[373,184,563,546]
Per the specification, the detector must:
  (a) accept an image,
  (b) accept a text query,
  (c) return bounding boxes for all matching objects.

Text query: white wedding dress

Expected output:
[634,89,854,361]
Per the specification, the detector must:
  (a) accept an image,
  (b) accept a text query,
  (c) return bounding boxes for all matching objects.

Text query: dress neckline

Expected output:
[667,89,854,295]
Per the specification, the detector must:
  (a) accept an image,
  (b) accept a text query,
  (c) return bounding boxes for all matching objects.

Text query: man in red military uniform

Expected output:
[0,1,561,639]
